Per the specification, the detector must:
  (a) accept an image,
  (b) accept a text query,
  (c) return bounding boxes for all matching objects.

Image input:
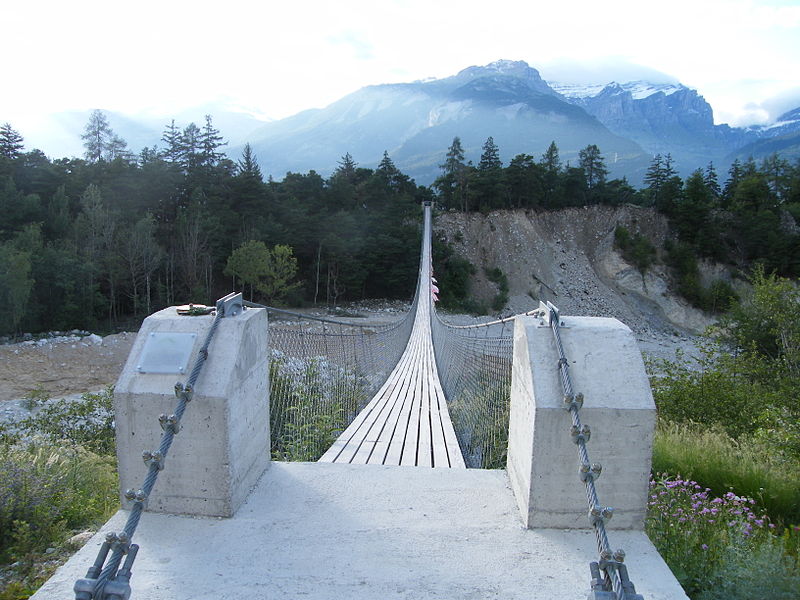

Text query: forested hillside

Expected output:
[0,114,426,336]
[1,112,799,337]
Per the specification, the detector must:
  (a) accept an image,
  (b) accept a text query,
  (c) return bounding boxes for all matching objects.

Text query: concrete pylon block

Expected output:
[114,306,270,517]
[507,315,655,530]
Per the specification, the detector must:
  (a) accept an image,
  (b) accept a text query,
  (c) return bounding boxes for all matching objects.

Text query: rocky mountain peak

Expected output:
[453,60,554,95]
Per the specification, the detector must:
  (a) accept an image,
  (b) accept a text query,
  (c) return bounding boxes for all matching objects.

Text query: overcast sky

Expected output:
[3,0,799,143]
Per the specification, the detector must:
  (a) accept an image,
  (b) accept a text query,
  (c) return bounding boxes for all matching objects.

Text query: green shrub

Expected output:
[0,441,118,564]
[614,225,657,274]
[269,353,367,462]
[484,267,509,312]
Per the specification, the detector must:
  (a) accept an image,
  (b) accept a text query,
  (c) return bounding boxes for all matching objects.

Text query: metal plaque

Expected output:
[136,332,197,374]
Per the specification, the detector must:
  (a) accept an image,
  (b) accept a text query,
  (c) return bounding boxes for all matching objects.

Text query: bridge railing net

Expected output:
[430,311,515,469]
[264,302,416,461]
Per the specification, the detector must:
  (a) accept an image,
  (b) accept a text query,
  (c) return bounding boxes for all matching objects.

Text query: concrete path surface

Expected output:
[33,462,687,599]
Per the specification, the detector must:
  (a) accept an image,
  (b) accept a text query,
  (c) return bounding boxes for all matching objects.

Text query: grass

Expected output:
[0,440,118,598]
[652,422,800,525]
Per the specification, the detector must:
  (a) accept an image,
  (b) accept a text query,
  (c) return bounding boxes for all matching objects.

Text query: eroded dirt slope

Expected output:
[434,205,724,334]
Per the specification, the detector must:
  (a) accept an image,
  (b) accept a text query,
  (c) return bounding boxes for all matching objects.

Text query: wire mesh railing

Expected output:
[430,311,528,468]
[252,303,417,461]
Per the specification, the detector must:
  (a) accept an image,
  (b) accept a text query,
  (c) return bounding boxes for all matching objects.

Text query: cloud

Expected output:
[327,30,375,61]
[760,87,800,121]
[538,57,679,85]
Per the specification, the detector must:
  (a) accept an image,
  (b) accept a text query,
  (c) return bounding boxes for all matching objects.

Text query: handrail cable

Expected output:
[538,300,644,600]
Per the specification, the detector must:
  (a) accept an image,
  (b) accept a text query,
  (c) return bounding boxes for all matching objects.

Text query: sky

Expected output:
[3,0,800,153]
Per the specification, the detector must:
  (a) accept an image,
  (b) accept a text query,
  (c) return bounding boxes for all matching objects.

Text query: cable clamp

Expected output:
[104,531,132,555]
[589,505,614,526]
[563,392,584,411]
[570,424,591,444]
[159,413,181,434]
[174,382,194,402]
[579,462,602,482]
[142,450,165,470]
[124,488,148,509]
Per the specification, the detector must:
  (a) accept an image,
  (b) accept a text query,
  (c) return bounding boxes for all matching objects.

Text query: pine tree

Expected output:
[334,152,357,181]
[540,141,562,207]
[199,115,225,168]
[540,141,561,174]
[180,123,202,173]
[578,144,608,190]
[237,143,262,180]
[436,137,468,211]
[80,109,129,162]
[704,162,721,201]
[0,123,24,159]
[161,119,183,164]
[475,136,504,210]
[723,159,743,206]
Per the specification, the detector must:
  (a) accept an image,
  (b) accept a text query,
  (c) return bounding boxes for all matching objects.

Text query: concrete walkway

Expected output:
[34,462,687,600]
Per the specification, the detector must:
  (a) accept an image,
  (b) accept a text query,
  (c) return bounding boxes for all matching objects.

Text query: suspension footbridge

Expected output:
[32,204,687,600]
[319,204,464,467]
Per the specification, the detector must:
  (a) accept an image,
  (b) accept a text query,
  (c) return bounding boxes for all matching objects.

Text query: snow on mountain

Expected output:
[548,81,684,101]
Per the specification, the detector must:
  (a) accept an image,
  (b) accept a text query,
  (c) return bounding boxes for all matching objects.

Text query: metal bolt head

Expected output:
[591,463,603,475]
[613,549,626,562]
[599,549,613,561]
[105,532,118,544]
[117,532,130,545]
[601,507,614,520]
[134,490,147,503]
[124,489,136,501]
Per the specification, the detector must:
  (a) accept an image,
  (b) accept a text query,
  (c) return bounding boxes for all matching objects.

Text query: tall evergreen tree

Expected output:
[199,114,225,168]
[237,143,262,180]
[540,141,562,207]
[161,119,183,164]
[334,152,357,181]
[180,123,202,173]
[475,136,504,210]
[81,109,124,162]
[0,123,24,159]
[704,162,721,201]
[436,137,468,211]
[578,144,608,190]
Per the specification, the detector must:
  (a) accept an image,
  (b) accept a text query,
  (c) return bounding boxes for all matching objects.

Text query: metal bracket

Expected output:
[537,300,569,327]
[216,292,244,318]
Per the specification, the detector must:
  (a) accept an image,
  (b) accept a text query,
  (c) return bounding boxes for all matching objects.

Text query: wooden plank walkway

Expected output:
[319,205,465,468]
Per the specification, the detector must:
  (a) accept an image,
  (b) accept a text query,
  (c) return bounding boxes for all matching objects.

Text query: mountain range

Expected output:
[27,60,800,186]
[237,60,800,185]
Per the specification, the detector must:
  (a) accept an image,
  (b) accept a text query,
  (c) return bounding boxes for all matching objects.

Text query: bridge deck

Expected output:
[320,204,465,468]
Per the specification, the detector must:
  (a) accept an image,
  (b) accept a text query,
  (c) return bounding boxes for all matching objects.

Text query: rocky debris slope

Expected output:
[434,205,723,335]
